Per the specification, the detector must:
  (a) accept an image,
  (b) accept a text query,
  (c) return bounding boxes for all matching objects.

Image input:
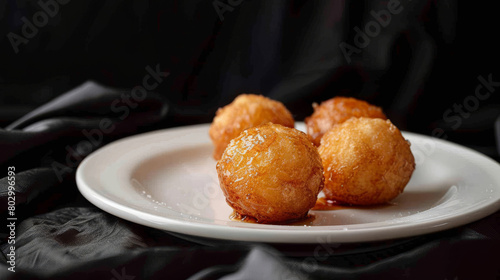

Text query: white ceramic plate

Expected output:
[76,123,500,243]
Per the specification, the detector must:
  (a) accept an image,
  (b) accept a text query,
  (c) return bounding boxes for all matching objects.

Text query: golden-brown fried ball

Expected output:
[305,97,387,146]
[318,118,415,205]
[209,94,295,160]
[216,123,324,224]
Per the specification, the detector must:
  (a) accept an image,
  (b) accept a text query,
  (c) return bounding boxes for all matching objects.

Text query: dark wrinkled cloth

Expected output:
[0,207,499,280]
[0,81,168,221]
[1,0,500,279]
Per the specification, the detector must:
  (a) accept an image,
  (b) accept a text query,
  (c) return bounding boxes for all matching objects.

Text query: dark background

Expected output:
[1,1,500,279]
[1,0,499,160]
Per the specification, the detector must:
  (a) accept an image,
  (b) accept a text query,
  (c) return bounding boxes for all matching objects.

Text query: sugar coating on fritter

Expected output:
[318,118,415,205]
[305,96,387,146]
[209,94,294,160]
[216,123,324,224]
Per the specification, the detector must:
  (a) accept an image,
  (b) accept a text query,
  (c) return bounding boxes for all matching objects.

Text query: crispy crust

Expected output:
[318,118,415,205]
[209,94,294,160]
[305,97,387,146]
[216,123,324,223]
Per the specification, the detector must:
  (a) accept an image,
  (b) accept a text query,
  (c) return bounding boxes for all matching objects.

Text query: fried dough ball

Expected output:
[216,123,324,224]
[305,97,387,146]
[209,94,295,160]
[318,118,415,205]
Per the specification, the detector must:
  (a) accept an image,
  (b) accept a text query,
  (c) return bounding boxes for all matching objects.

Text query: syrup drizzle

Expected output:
[312,197,396,211]
[229,210,316,226]
[311,197,350,211]
[229,198,394,225]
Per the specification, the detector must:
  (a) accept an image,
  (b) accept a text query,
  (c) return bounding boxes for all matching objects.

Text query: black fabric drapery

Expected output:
[1,0,499,279]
